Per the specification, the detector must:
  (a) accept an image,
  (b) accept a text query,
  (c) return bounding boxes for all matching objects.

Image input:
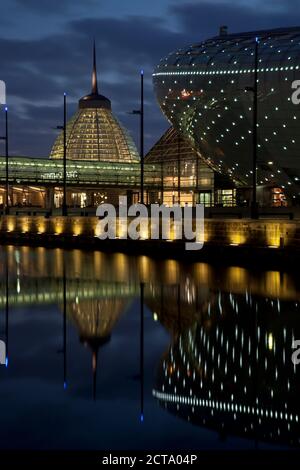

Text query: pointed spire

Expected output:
[92,40,99,95]
[79,40,111,109]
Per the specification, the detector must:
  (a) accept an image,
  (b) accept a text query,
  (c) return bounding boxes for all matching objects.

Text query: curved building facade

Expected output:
[153,27,300,203]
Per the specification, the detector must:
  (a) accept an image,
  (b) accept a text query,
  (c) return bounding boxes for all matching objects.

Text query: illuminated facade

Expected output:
[0,45,143,209]
[0,152,210,209]
[153,26,300,205]
[50,45,139,163]
[145,126,214,206]
[0,46,215,209]
[0,156,146,208]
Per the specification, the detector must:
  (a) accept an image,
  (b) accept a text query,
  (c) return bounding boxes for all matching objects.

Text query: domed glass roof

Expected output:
[50,44,139,163]
[50,108,139,162]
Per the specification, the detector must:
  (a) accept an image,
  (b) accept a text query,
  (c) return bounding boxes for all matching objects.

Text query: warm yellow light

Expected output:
[117,219,127,239]
[138,255,151,282]
[265,271,281,297]
[164,259,179,284]
[227,266,247,288]
[73,223,82,236]
[21,219,30,233]
[266,223,281,247]
[139,219,149,240]
[229,227,246,245]
[268,333,274,351]
[37,221,46,234]
[54,222,63,235]
[7,220,16,232]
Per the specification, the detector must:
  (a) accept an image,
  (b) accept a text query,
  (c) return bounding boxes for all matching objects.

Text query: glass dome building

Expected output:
[50,45,139,163]
[153,27,300,203]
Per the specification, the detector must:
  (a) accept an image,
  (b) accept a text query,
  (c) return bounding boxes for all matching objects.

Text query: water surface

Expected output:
[0,246,299,450]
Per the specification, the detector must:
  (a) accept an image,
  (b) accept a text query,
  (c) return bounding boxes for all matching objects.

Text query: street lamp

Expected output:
[56,93,67,216]
[0,106,9,214]
[140,282,144,422]
[129,71,144,204]
[245,37,259,219]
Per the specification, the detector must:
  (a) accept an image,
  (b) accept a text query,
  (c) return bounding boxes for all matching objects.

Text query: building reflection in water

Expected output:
[1,246,300,446]
[4,249,9,368]
[153,290,300,448]
[1,247,300,302]
[67,296,129,399]
[61,253,131,399]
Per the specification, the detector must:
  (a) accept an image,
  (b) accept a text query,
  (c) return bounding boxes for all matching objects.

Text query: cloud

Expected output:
[171,0,300,40]
[0,14,181,156]
[1,1,300,157]
[14,0,99,15]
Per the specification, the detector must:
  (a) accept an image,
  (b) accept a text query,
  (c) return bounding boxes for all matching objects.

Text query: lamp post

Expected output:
[5,248,9,367]
[0,106,9,214]
[57,93,67,216]
[177,133,181,205]
[63,254,67,390]
[245,37,259,219]
[140,282,144,422]
[129,71,145,204]
[140,70,144,205]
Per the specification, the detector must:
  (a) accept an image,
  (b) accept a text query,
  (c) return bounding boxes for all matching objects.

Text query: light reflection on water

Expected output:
[0,245,300,450]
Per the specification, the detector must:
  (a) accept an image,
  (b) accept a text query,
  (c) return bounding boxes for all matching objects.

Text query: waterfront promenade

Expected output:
[1,212,300,267]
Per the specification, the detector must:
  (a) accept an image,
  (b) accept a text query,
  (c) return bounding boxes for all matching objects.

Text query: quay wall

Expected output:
[0,215,299,248]
[2,215,300,268]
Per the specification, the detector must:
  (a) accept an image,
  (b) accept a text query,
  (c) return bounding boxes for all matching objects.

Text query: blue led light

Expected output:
[140,413,144,422]
[4,106,8,112]
[5,357,8,367]
[64,382,67,390]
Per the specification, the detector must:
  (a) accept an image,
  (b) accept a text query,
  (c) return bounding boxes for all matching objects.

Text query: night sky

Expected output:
[0,0,300,157]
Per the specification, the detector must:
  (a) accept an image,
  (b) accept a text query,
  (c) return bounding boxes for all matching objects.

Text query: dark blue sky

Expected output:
[0,0,300,157]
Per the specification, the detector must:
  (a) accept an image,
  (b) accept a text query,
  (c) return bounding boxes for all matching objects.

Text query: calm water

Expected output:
[0,246,300,450]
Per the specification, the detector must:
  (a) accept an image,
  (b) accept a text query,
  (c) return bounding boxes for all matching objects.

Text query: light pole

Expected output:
[140,282,144,422]
[140,70,144,205]
[57,93,67,216]
[63,254,67,390]
[245,37,259,219]
[0,106,9,214]
[177,133,181,205]
[5,248,9,367]
[130,71,145,204]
